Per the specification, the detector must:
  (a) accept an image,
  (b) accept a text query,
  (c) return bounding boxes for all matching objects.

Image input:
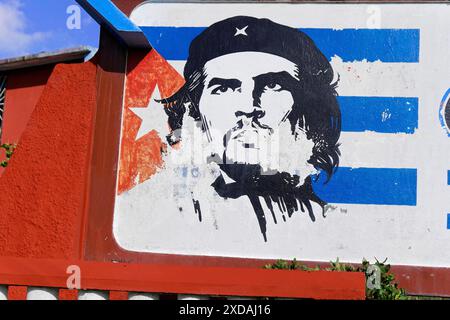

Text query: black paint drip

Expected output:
[212,165,326,242]
[191,193,202,222]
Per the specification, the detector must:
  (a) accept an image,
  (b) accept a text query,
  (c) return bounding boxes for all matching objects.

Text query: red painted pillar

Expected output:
[109,291,129,300]
[59,289,79,300]
[8,286,28,300]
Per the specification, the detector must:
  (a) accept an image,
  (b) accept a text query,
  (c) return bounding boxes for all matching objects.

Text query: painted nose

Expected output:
[233,86,261,119]
[235,109,265,120]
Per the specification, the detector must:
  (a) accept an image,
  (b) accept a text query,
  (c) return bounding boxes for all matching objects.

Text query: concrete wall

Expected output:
[2,65,54,145]
[0,1,448,298]
[0,61,97,259]
[113,3,450,267]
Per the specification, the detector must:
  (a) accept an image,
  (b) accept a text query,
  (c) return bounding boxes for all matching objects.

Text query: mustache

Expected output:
[224,118,274,147]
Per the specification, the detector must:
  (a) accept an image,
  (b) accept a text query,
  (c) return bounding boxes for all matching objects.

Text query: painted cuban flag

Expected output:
[114,3,450,267]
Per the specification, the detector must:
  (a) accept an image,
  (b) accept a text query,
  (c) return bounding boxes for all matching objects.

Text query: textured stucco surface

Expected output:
[0,62,97,259]
[2,65,54,145]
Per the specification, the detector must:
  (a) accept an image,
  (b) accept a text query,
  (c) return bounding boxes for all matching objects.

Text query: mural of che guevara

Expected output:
[157,16,342,242]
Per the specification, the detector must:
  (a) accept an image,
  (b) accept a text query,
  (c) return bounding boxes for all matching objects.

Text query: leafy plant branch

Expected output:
[1,143,16,167]
[264,257,407,300]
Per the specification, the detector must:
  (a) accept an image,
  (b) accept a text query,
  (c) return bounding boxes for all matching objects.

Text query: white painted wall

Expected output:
[0,286,7,300]
[178,294,209,300]
[113,3,450,268]
[128,292,159,300]
[78,290,108,300]
[26,287,58,300]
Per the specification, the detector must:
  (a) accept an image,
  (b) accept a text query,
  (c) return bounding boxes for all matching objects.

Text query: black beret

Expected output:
[183,16,333,83]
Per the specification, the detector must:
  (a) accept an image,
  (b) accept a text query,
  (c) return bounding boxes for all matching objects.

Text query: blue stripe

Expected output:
[312,167,417,206]
[141,27,419,63]
[447,170,450,185]
[339,97,418,134]
[447,214,450,230]
[301,28,419,63]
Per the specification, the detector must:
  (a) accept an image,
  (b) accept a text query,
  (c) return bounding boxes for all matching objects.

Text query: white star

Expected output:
[234,25,248,37]
[129,85,169,140]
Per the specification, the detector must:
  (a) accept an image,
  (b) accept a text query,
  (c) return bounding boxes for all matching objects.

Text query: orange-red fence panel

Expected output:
[0,257,366,300]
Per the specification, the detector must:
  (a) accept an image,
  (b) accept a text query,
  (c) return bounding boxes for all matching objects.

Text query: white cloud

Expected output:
[0,0,50,57]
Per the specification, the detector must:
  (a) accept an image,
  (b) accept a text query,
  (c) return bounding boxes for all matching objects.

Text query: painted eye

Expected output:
[211,86,233,95]
[265,82,282,91]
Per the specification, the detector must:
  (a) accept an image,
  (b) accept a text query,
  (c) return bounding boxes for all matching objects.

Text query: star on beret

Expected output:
[234,25,248,37]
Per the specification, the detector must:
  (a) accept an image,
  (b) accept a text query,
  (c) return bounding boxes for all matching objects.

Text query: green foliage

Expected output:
[264,257,407,300]
[1,143,16,167]
[358,258,406,300]
[263,258,320,271]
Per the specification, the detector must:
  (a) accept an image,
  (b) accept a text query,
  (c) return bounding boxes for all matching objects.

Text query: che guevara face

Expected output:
[197,51,316,179]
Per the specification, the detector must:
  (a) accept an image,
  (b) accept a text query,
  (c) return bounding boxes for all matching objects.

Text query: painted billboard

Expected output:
[113,3,450,267]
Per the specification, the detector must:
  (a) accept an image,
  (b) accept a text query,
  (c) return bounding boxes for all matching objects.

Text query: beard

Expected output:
[211,119,326,231]
[222,119,273,167]
[218,117,318,188]
[170,113,329,238]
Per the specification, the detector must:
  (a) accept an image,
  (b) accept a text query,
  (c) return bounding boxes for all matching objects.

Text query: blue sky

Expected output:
[0,0,99,59]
